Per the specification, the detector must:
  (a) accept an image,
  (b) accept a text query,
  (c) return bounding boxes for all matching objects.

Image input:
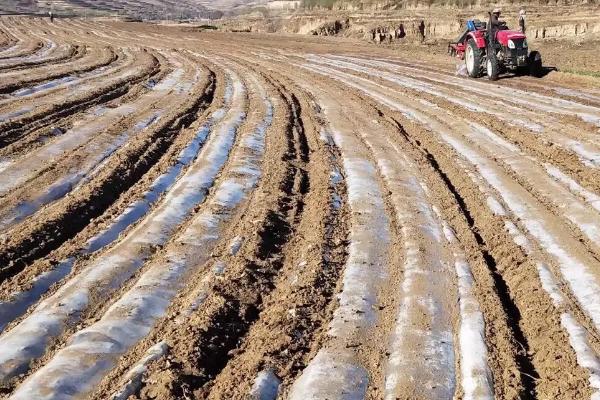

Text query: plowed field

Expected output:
[1,15,600,400]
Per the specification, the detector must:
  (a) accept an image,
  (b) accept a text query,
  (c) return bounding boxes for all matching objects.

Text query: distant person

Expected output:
[397,23,406,39]
[519,9,526,33]
[49,11,54,23]
[418,20,425,42]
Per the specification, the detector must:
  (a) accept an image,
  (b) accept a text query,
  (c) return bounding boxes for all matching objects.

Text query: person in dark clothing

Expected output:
[489,8,505,42]
[490,8,503,30]
[519,9,526,33]
[396,23,405,39]
[49,11,54,23]
[418,20,425,42]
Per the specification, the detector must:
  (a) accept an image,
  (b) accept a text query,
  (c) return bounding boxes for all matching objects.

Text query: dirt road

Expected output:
[1,15,600,400]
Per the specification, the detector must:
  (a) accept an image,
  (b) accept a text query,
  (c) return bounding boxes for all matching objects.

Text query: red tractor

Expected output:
[448,13,542,80]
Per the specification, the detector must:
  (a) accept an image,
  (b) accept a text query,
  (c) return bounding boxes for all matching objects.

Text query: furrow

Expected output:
[346,74,594,396]
[357,55,600,127]
[288,82,391,400]
[112,65,301,400]
[202,78,344,399]
[0,68,242,391]
[0,53,200,231]
[309,60,600,258]
[0,53,209,283]
[6,69,272,400]
[1,17,599,400]
[0,47,160,147]
[0,69,227,333]
[312,55,600,169]
[0,45,117,94]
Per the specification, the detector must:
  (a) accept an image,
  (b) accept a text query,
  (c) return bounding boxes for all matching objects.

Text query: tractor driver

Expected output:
[490,8,504,31]
[489,8,506,43]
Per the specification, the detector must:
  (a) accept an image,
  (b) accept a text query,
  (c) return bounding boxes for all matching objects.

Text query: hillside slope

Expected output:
[302,0,595,8]
[0,0,230,19]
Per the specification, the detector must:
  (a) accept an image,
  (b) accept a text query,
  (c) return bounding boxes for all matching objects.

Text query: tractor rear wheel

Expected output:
[465,39,482,78]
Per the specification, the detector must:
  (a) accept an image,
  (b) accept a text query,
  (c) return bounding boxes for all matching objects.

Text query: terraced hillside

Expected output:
[1,15,600,400]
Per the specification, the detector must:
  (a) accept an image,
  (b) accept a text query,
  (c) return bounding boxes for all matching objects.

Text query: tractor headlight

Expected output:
[508,40,516,49]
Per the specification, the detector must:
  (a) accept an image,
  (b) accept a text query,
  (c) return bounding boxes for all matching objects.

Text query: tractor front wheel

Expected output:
[486,55,499,81]
[528,51,543,77]
[465,39,482,78]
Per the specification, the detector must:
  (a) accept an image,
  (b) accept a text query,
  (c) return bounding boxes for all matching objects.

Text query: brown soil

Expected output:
[0,14,599,400]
